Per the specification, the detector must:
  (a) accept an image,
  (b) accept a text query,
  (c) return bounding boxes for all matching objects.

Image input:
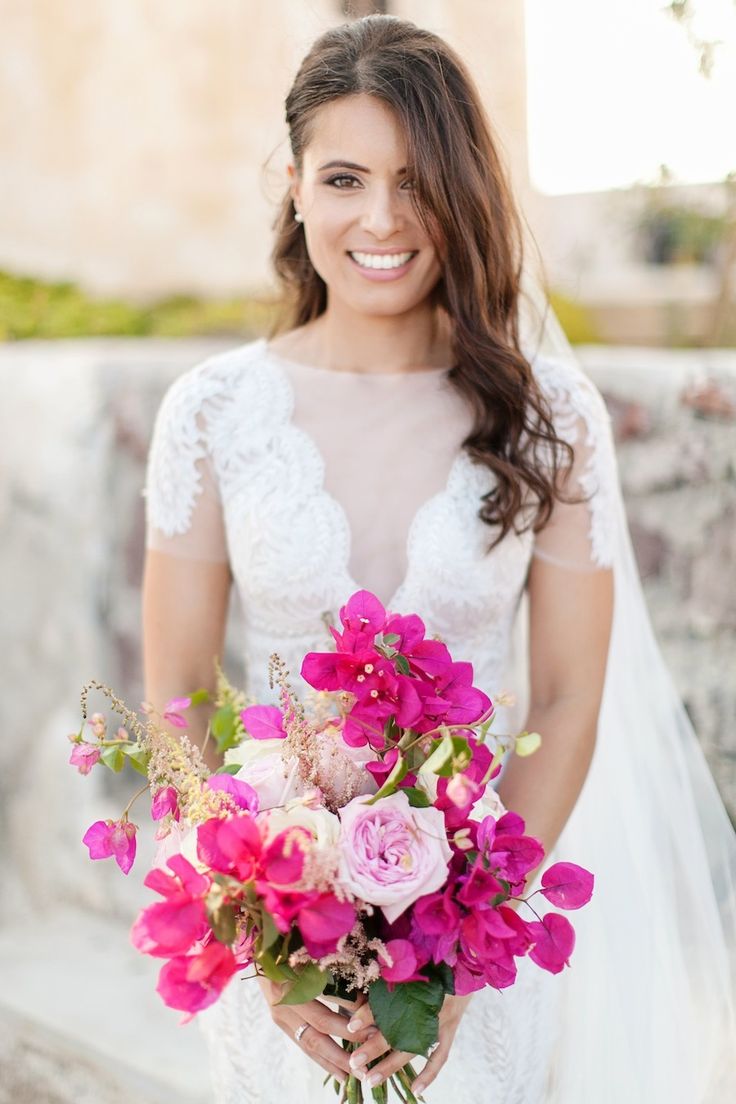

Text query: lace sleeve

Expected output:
[531,356,617,572]
[142,369,229,563]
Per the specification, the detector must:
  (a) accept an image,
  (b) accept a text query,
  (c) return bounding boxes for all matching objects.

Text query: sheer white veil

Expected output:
[509,274,736,1101]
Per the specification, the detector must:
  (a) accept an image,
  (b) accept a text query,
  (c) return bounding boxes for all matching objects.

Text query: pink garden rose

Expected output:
[338,792,453,924]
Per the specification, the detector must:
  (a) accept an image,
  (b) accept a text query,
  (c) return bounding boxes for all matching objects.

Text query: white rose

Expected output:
[262,801,341,848]
[234,748,304,812]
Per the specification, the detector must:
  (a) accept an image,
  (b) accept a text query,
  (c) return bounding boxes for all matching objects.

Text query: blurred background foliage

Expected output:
[0,271,278,341]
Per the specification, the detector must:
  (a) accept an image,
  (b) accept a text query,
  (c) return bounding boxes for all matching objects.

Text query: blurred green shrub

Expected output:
[548,290,602,344]
[0,271,279,341]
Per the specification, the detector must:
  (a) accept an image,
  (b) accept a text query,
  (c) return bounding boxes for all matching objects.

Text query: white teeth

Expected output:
[349,251,415,270]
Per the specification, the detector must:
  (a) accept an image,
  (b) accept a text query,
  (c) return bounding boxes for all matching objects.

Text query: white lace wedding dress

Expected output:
[142,336,736,1102]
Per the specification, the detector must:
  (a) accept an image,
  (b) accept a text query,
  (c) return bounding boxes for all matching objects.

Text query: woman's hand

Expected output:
[256,976,376,1083]
[344,992,473,1095]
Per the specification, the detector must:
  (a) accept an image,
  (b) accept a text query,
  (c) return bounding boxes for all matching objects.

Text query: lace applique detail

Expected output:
[143,351,250,539]
[532,354,618,569]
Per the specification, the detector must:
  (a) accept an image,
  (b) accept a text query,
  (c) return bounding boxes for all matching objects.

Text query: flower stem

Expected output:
[121,781,150,819]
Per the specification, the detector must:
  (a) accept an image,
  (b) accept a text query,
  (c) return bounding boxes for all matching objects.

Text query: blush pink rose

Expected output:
[338,792,453,924]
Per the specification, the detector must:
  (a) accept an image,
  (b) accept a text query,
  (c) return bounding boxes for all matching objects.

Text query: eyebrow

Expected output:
[317,160,408,174]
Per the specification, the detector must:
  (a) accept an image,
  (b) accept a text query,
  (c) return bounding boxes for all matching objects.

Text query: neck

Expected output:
[304,302,453,375]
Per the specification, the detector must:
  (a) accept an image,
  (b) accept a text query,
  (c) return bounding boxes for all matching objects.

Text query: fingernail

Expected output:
[365,1072,381,1088]
[347,1018,361,1032]
[412,1083,425,1096]
[350,1053,367,1071]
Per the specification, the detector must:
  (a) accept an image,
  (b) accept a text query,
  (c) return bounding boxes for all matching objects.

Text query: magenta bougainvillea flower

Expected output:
[82,818,137,874]
[163,696,191,728]
[205,774,259,813]
[151,785,180,822]
[240,704,287,740]
[131,854,210,958]
[156,939,238,1015]
[301,588,492,750]
[69,743,101,775]
[539,862,595,910]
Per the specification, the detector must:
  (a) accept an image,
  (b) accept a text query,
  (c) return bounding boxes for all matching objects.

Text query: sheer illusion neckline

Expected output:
[259,336,452,379]
[262,348,467,610]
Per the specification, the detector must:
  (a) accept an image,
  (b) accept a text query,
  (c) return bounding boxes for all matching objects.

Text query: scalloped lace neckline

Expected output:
[262,348,466,610]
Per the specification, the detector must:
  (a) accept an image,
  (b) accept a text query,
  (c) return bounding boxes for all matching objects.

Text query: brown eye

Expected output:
[325,174,360,188]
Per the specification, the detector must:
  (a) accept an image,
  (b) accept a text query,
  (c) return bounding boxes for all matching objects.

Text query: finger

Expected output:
[346,1000,377,1035]
[410,1038,450,1096]
[357,1048,416,1091]
[274,1019,349,1082]
[302,1000,375,1043]
[347,1029,392,1076]
[322,990,367,1012]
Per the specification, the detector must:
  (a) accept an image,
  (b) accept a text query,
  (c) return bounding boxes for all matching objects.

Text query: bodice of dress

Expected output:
[142,335,616,723]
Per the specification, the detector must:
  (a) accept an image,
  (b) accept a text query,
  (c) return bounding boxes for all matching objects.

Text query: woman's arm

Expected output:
[142,549,232,772]
[496,555,614,857]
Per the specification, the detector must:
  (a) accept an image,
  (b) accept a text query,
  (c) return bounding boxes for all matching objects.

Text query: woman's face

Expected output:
[288,94,443,317]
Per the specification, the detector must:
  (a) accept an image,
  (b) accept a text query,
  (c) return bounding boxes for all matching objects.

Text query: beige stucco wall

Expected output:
[0,0,530,300]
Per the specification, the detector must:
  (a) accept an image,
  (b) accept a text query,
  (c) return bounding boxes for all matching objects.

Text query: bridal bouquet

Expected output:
[70,590,593,1103]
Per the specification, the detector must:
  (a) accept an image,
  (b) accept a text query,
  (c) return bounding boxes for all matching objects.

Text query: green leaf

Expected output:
[382,633,400,646]
[99,743,125,772]
[394,654,411,675]
[402,786,432,808]
[364,752,408,805]
[418,733,454,776]
[209,904,237,945]
[259,909,280,951]
[278,962,331,1006]
[211,704,241,754]
[258,947,297,985]
[515,731,542,757]
[369,977,444,1054]
[189,688,211,707]
[433,961,456,995]
[123,744,151,777]
[212,762,241,775]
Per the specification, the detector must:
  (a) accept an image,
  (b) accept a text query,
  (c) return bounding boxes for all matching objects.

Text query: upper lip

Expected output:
[347,248,418,255]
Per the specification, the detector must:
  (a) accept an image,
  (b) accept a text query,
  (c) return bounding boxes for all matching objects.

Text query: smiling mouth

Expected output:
[348,250,418,270]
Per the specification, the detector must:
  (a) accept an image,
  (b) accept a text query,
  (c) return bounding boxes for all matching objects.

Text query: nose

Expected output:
[359,183,405,239]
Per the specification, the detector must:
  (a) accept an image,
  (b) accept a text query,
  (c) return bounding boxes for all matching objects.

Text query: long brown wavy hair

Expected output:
[269,14,584,552]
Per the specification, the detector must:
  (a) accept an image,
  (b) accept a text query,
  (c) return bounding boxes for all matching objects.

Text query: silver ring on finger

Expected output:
[426,1040,440,1058]
[294,1021,310,1043]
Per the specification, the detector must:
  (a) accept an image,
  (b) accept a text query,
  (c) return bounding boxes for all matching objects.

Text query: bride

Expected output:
[141,14,736,1103]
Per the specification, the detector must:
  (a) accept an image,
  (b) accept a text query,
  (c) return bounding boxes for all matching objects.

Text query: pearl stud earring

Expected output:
[294,211,304,223]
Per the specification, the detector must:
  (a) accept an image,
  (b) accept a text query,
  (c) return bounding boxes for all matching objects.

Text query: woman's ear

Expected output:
[286,163,301,209]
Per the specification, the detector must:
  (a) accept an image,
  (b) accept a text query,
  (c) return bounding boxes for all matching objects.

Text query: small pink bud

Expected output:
[301,787,323,811]
[140,700,154,714]
[90,712,105,725]
[446,773,479,808]
[67,732,80,744]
